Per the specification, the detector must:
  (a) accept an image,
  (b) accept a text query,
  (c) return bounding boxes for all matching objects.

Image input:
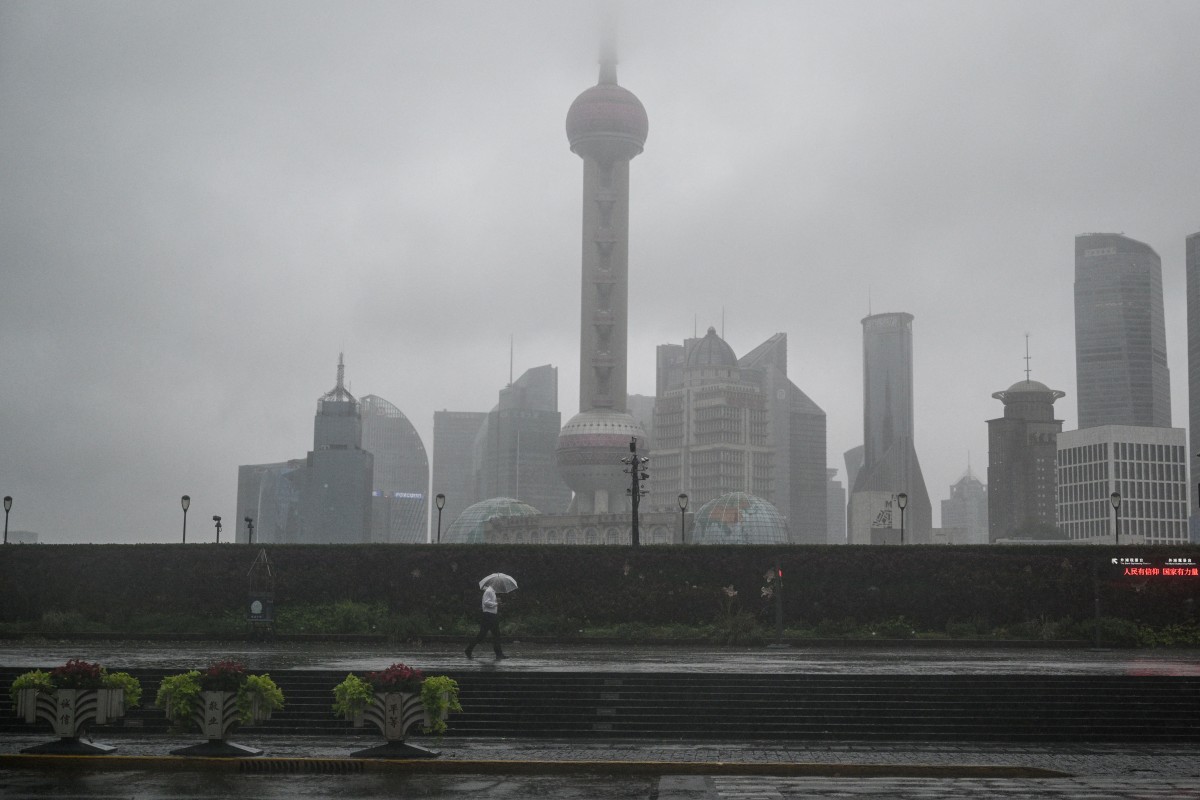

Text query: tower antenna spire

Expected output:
[1024,332,1032,381]
[598,3,618,84]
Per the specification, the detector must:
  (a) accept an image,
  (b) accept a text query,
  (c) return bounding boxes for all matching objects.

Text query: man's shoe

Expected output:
[495,652,506,660]
[464,648,474,659]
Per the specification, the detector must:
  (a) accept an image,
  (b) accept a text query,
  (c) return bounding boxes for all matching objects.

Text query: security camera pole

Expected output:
[622,437,649,546]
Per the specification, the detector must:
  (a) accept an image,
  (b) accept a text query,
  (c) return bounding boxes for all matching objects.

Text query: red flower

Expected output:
[200,659,247,692]
[51,659,105,689]
[366,662,425,693]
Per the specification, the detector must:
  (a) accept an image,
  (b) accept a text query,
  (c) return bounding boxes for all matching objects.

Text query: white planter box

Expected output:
[353,691,443,742]
[15,687,125,739]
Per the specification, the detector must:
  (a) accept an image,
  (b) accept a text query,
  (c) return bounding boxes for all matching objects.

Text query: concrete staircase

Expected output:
[3,667,1199,742]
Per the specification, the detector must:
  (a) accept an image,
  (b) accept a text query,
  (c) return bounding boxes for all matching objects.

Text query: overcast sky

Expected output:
[2,0,1197,544]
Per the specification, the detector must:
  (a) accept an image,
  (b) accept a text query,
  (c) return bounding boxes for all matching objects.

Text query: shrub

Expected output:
[420,675,462,737]
[1136,623,1200,647]
[237,674,284,723]
[9,670,53,703]
[39,610,93,636]
[385,611,432,642]
[332,673,373,719]
[102,670,142,708]
[10,661,140,711]
[816,617,861,638]
[155,671,202,725]
[332,666,462,736]
[870,618,916,640]
[1094,617,1142,647]
[155,662,284,730]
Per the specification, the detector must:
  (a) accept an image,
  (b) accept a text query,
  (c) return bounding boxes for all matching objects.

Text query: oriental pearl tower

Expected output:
[555,48,648,514]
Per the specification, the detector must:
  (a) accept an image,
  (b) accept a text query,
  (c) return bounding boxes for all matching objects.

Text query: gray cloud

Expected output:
[2,0,1197,542]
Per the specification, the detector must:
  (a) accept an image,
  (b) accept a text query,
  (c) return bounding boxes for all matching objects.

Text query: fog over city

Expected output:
[1,0,1197,543]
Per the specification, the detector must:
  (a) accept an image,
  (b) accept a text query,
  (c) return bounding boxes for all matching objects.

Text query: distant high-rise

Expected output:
[1057,425,1188,545]
[238,356,373,544]
[555,48,649,514]
[941,468,988,544]
[360,395,428,544]
[236,460,304,544]
[1187,231,1200,528]
[477,365,572,514]
[300,355,373,543]
[649,329,827,543]
[987,379,1065,541]
[826,468,846,544]
[1074,233,1171,429]
[848,313,931,543]
[432,411,488,536]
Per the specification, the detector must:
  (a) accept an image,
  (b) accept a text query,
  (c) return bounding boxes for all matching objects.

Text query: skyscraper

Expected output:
[987,378,1065,541]
[826,468,846,544]
[431,410,488,539]
[556,49,649,514]
[238,356,374,544]
[848,312,931,543]
[360,395,429,544]
[1074,233,1171,429]
[299,355,373,543]
[477,365,572,514]
[941,468,989,545]
[1187,230,1200,530]
[648,329,827,543]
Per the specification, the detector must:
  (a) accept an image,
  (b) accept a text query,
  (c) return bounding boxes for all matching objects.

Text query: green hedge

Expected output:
[2,544,1198,632]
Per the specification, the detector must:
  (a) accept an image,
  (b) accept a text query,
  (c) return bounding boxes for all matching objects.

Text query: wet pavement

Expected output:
[3,641,1200,798]
[2,639,1200,676]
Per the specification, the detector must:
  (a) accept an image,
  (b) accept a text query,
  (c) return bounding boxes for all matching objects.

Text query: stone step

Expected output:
[4,666,1199,742]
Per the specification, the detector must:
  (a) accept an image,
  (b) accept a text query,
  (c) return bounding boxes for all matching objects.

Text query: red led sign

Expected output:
[1112,556,1199,578]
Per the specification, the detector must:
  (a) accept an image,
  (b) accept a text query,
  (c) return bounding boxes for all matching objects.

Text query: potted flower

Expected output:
[10,659,142,754]
[332,662,461,758]
[155,659,285,757]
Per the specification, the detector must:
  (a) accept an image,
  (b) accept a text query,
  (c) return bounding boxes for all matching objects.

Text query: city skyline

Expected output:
[1,1,1197,542]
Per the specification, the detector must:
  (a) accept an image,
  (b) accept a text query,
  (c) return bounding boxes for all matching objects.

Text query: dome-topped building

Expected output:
[692,492,789,545]
[443,498,541,545]
[987,371,1065,542]
[685,327,739,379]
[556,48,649,514]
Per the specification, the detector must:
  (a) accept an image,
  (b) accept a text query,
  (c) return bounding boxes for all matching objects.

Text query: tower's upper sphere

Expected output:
[566,77,648,159]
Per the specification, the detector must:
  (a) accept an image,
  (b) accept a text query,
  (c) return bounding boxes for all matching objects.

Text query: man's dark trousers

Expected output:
[466,611,503,657]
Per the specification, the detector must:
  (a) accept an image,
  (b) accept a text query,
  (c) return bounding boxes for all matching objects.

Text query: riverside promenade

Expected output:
[3,640,1200,799]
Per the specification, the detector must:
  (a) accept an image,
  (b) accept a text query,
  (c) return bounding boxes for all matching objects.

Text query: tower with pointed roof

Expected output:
[941,466,989,544]
[300,354,374,543]
[556,45,650,514]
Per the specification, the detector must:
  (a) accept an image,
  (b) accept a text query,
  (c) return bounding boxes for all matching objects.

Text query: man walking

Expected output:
[465,582,505,659]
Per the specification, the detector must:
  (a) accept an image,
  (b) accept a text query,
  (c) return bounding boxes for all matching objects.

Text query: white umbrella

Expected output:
[478,573,518,593]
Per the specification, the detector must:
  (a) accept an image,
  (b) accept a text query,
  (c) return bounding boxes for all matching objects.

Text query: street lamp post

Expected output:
[621,437,649,547]
[677,493,688,544]
[180,495,191,544]
[897,492,908,545]
[213,515,222,544]
[3,496,11,545]
[1110,491,1121,545]
[435,493,446,543]
[244,516,254,545]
